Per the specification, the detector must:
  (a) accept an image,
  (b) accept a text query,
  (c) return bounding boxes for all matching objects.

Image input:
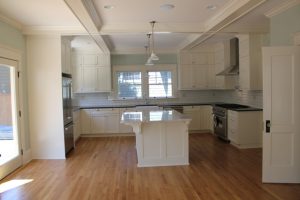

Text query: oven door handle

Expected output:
[213,115,217,127]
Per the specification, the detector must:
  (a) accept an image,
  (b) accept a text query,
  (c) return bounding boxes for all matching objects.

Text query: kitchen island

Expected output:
[121,109,191,167]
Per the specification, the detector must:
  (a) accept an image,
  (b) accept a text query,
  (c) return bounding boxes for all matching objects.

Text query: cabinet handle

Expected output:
[266,120,271,133]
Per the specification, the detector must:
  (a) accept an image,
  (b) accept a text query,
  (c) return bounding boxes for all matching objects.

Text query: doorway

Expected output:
[0,57,22,180]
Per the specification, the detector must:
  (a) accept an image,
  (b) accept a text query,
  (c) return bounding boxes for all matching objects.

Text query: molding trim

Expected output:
[22,149,32,165]
[264,0,300,18]
[22,25,86,35]
[0,14,23,30]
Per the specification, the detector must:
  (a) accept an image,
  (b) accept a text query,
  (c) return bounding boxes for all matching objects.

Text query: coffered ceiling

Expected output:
[0,0,297,53]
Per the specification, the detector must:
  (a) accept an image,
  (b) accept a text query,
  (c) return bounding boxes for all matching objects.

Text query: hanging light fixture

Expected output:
[149,21,159,61]
[145,34,154,66]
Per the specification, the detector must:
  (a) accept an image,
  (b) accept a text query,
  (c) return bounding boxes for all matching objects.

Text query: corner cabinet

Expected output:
[72,52,111,93]
[236,34,263,90]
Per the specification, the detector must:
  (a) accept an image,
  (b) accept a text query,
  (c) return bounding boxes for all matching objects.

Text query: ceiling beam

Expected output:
[64,0,110,53]
[182,0,267,50]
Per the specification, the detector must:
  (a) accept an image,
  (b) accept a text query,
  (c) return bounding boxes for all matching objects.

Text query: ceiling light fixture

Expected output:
[160,4,175,11]
[145,34,154,66]
[104,5,114,9]
[207,5,217,10]
[149,21,159,61]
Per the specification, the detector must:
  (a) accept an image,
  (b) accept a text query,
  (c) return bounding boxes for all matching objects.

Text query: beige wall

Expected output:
[27,35,65,159]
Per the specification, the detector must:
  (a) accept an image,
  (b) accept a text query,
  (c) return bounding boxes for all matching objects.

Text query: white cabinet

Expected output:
[80,108,133,135]
[90,108,119,134]
[81,109,92,134]
[236,34,263,90]
[61,38,72,74]
[119,108,133,133]
[72,53,111,93]
[183,105,213,132]
[178,49,215,90]
[227,110,263,148]
[73,109,81,142]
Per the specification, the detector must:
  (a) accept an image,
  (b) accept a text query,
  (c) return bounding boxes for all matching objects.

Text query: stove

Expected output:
[212,104,249,141]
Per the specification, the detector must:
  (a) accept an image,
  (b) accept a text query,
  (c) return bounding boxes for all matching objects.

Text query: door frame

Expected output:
[0,44,28,168]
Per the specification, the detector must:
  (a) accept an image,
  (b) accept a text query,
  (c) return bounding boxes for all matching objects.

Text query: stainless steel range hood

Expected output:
[216,37,239,76]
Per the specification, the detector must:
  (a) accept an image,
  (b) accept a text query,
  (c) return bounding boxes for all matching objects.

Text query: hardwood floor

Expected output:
[1,133,300,200]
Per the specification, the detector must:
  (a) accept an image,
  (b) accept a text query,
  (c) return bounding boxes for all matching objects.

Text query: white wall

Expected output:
[27,35,65,159]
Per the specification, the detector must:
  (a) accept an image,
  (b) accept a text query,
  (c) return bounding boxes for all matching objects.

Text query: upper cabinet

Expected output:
[61,38,72,74]
[72,52,112,93]
[178,45,215,90]
[236,34,263,90]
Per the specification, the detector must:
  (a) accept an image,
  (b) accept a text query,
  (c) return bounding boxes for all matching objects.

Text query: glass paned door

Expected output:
[0,58,22,180]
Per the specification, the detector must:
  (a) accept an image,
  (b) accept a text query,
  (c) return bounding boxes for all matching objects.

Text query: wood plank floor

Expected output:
[1,133,300,200]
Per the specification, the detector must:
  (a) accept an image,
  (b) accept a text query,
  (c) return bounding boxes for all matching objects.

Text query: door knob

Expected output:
[266,120,271,133]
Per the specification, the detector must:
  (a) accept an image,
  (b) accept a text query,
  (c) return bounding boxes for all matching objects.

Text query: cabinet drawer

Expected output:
[228,111,238,119]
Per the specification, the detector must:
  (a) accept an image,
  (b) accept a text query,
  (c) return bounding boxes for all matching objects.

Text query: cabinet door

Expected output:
[193,66,207,89]
[82,67,98,92]
[183,107,201,131]
[180,52,191,65]
[91,115,106,133]
[179,65,193,89]
[199,106,213,131]
[104,114,120,133]
[97,67,111,91]
[81,110,91,134]
[239,56,250,90]
[65,43,71,74]
[72,66,82,93]
[207,67,216,88]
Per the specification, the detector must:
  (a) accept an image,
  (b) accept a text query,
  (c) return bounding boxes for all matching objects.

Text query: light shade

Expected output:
[145,57,154,66]
[150,51,159,61]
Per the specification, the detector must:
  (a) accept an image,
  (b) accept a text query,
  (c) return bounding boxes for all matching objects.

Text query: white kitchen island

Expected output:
[121,109,191,167]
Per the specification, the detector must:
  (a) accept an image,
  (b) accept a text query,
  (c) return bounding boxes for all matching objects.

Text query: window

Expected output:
[114,65,176,99]
[148,71,172,98]
[117,72,142,99]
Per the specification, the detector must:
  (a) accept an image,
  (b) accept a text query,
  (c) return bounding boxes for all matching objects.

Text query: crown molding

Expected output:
[0,14,23,30]
[22,26,86,35]
[264,0,300,18]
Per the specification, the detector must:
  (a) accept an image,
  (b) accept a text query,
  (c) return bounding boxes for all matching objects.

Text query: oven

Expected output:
[213,106,228,141]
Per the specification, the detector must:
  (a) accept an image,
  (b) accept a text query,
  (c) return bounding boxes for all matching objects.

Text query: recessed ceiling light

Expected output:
[160,4,175,11]
[104,5,114,9]
[207,5,217,10]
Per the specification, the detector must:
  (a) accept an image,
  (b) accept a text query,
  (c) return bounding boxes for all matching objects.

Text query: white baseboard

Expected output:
[80,133,135,137]
[22,148,32,165]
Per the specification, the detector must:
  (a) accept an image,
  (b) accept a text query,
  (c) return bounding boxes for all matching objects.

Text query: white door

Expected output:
[0,58,22,180]
[262,46,300,183]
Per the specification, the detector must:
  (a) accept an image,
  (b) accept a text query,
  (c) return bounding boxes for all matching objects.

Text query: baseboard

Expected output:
[189,130,213,134]
[22,148,32,165]
[80,133,135,137]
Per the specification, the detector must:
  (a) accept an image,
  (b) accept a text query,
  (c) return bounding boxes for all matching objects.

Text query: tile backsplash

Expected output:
[73,89,262,108]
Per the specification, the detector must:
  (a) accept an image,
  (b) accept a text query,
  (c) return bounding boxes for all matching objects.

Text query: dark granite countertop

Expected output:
[228,107,263,112]
[76,102,262,112]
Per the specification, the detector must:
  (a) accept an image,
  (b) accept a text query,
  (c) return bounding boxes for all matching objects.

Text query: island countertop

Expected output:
[121,109,191,123]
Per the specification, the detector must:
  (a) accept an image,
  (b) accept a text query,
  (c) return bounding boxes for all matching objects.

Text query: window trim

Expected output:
[112,64,177,100]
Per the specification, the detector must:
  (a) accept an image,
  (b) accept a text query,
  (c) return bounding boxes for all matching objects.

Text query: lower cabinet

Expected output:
[80,108,133,135]
[228,110,263,148]
[183,105,213,132]
[73,109,81,142]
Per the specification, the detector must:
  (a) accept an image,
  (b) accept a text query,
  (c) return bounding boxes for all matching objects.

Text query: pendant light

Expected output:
[149,21,159,61]
[145,34,154,66]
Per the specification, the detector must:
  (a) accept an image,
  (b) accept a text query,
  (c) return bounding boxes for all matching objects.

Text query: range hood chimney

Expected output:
[216,37,239,76]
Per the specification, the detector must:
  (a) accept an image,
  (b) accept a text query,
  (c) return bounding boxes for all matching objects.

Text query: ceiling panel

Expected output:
[92,0,231,24]
[0,0,81,26]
